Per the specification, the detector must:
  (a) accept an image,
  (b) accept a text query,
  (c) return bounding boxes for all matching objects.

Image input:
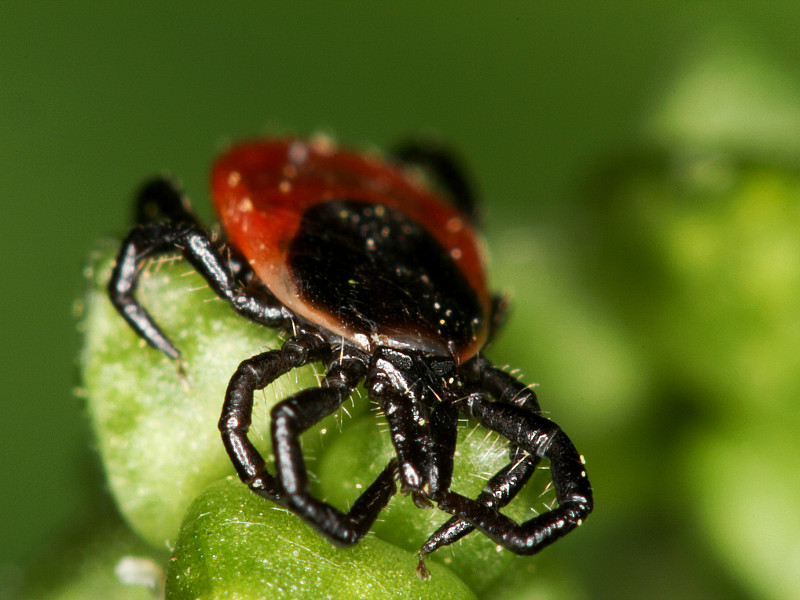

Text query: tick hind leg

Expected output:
[108,220,290,360]
[133,176,256,284]
[134,177,201,227]
[220,338,398,546]
[393,141,478,224]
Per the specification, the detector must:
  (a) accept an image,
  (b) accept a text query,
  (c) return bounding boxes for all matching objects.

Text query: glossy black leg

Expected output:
[477,360,542,462]
[108,221,291,359]
[133,176,256,284]
[220,339,397,545]
[134,177,200,226]
[415,360,545,575]
[271,356,398,545]
[435,393,592,555]
[393,141,478,224]
[417,453,539,579]
[475,358,542,413]
[219,334,328,499]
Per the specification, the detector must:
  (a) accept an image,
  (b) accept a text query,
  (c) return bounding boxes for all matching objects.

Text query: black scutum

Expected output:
[287,199,482,354]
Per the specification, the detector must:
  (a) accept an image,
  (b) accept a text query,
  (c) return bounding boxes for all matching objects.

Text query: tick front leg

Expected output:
[416,453,539,578]
[417,360,546,572]
[222,337,397,544]
[219,334,328,499]
[435,394,592,555]
[474,359,542,463]
[269,357,398,545]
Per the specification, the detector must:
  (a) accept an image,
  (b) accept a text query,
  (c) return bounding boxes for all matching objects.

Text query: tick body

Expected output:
[211,140,490,361]
[109,136,592,577]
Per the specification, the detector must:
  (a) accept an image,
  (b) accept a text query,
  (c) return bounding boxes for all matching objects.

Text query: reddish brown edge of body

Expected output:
[210,137,491,362]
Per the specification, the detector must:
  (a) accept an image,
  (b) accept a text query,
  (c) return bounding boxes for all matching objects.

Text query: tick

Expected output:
[108,137,593,577]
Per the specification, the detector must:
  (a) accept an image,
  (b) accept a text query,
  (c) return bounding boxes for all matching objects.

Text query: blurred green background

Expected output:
[3,3,800,599]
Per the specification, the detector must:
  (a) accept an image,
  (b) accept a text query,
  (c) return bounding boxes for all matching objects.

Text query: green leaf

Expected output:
[79,240,576,599]
[166,478,476,600]
[79,240,320,548]
[316,414,559,594]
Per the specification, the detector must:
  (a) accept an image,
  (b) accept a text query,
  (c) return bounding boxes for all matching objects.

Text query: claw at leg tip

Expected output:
[415,554,430,581]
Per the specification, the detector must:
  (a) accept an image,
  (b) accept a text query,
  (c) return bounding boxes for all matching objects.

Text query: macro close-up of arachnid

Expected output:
[18,7,800,600]
[107,137,593,580]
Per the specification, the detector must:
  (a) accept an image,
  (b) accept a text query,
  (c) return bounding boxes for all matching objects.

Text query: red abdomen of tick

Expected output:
[211,138,490,362]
